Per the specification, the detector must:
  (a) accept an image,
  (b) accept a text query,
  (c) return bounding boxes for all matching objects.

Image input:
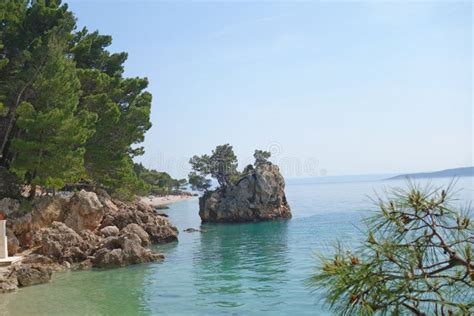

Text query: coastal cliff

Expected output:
[0,190,178,293]
[199,162,291,223]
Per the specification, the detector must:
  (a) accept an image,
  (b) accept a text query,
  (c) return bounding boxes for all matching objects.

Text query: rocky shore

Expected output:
[0,190,178,293]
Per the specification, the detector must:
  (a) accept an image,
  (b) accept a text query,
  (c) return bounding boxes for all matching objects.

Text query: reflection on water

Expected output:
[194,221,289,309]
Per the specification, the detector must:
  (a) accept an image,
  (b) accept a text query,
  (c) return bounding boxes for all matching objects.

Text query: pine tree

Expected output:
[0,0,75,166]
[9,38,96,197]
[0,1,152,199]
[308,182,473,315]
[189,144,239,189]
[71,29,152,195]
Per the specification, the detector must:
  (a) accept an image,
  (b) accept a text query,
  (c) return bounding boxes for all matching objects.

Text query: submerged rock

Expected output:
[0,267,18,293]
[183,228,205,233]
[199,162,292,223]
[0,261,53,293]
[15,264,52,287]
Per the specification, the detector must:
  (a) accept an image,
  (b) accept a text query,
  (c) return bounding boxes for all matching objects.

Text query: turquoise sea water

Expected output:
[1,176,473,315]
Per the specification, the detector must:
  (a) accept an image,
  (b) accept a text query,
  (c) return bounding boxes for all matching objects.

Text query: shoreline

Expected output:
[140,194,196,208]
[0,190,181,294]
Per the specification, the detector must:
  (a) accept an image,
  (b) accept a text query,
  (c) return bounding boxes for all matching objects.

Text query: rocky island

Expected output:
[199,162,291,223]
[189,145,292,223]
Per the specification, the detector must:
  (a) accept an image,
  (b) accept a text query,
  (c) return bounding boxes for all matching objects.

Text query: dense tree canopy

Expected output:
[0,0,152,198]
[134,163,187,196]
[308,182,473,315]
[10,40,96,195]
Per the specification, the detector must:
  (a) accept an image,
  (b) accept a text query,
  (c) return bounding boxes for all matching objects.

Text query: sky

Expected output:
[67,0,472,179]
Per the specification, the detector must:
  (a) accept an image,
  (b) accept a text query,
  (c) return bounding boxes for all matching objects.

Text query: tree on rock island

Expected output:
[189,145,291,223]
[189,144,239,189]
[308,182,473,315]
[253,149,271,166]
[188,172,211,193]
[189,146,275,193]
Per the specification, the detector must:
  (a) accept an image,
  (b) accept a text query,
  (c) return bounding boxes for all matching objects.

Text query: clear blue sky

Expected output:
[67,0,472,179]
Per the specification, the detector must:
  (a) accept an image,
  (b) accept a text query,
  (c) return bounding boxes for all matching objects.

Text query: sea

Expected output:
[1,175,473,315]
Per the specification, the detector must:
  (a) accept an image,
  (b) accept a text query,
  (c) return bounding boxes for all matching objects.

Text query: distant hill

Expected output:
[387,167,474,180]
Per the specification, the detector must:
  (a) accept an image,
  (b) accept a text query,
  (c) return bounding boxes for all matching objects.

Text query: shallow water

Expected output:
[1,176,473,315]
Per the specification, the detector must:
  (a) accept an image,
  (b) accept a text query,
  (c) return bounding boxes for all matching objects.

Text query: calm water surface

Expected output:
[1,177,473,315]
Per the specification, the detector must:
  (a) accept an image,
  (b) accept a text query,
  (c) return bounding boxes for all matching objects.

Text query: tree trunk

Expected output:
[1,57,48,165]
[28,184,36,200]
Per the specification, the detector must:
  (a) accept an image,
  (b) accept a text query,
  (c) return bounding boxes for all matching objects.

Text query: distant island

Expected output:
[387,166,474,180]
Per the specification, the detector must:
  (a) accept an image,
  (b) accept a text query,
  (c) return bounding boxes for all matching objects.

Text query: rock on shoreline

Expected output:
[199,162,292,223]
[0,190,178,293]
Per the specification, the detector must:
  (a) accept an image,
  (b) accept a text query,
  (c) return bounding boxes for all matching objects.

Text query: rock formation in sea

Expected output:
[0,190,178,293]
[199,162,292,223]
